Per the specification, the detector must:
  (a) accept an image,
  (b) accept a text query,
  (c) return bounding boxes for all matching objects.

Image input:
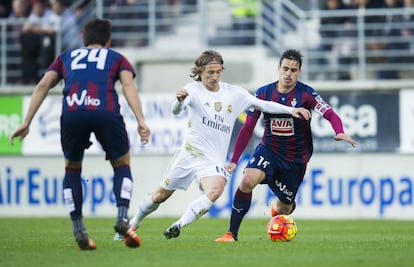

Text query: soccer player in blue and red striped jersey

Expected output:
[216,49,356,242]
[10,19,150,250]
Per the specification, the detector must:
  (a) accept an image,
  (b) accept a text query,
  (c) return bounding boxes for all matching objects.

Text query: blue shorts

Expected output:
[61,111,130,161]
[245,144,306,204]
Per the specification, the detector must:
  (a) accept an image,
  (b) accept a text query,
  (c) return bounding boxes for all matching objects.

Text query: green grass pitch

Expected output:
[0,218,413,267]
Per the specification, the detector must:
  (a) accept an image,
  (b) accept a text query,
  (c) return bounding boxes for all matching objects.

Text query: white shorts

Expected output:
[160,148,230,191]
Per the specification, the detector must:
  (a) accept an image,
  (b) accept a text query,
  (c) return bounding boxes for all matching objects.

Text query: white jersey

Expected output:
[174,81,294,165]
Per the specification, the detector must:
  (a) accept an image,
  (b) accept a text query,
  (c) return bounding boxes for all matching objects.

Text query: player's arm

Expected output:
[120,70,150,144]
[9,71,59,145]
[323,109,357,147]
[226,113,260,174]
[172,88,188,115]
[227,113,260,173]
[249,94,310,120]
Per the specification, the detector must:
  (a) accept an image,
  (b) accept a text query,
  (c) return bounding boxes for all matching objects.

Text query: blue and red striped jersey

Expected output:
[248,81,330,163]
[48,47,136,113]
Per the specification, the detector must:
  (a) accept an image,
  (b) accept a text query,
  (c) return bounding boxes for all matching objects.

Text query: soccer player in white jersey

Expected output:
[114,50,311,240]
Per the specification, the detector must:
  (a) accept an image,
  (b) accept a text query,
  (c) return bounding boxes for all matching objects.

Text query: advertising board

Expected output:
[1,154,413,219]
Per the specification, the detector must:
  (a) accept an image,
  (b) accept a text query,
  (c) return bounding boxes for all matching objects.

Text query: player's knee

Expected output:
[239,177,259,192]
[205,187,224,202]
[110,153,130,167]
[152,189,172,203]
[239,170,263,191]
[65,160,82,168]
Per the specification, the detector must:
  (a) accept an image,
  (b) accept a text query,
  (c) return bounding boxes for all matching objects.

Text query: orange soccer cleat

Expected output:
[215,231,237,242]
[114,219,141,248]
[270,203,278,217]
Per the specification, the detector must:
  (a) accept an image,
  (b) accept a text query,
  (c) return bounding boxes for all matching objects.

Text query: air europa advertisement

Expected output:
[0,153,413,219]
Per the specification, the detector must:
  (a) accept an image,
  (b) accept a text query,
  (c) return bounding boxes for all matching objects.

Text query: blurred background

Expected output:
[1,0,413,220]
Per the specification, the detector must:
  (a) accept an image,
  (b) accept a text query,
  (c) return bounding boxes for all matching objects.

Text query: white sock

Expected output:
[175,194,213,228]
[129,193,160,228]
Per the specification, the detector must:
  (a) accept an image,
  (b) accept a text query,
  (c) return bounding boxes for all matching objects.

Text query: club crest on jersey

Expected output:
[270,117,294,136]
[164,178,170,186]
[291,98,297,107]
[214,102,222,112]
[227,105,232,113]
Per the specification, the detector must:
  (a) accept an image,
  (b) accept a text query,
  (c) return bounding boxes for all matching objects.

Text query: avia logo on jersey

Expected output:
[66,90,101,107]
[270,118,294,136]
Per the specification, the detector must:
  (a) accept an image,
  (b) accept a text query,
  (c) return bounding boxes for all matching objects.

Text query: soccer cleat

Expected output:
[114,219,140,248]
[74,231,96,250]
[270,203,278,217]
[114,224,139,241]
[113,232,123,241]
[163,224,180,239]
[215,231,237,242]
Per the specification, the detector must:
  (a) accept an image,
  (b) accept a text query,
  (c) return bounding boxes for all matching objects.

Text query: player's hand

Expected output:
[334,133,357,148]
[137,122,150,144]
[292,107,311,120]
[9,124,30,145]
[176,88,188,102]
[225,162,237,175]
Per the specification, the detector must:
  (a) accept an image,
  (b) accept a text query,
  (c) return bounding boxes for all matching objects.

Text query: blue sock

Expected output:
[113,165,133,219]
[229,188,252,239]
[73,219,85,233]
[63,167,83,220]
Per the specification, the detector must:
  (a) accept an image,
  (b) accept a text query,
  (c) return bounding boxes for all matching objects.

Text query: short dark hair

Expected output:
[190,50,224,81]
[279,49,303,68]
[83,19,112,47]
[51,0,70,7]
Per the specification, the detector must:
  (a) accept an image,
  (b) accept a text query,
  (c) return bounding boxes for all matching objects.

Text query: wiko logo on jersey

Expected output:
[66,90,101,107]
[270,118,294,136]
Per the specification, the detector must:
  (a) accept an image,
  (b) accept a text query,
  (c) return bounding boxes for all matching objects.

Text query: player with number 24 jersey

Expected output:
[49,47,134,113]
[10,19,150,250]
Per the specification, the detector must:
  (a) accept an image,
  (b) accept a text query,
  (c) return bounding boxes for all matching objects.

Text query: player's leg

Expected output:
[109,152,142,248]
[216,168,264,242]
[110,152,133,221]
[114,187,174,241]
[179,175,224,227]
[269,161,306,217]
[129,186,175,228]
[64,159,96,250]
[114,184,175,241]
[164,175,225,239]
[94,112,140,248]
[61,112,96,250]
[216,144,273,242]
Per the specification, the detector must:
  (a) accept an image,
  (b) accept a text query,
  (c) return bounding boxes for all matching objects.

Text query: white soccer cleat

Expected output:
[113,232,123,241]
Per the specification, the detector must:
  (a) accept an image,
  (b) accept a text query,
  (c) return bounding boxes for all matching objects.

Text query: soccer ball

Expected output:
[267,215,297,242]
